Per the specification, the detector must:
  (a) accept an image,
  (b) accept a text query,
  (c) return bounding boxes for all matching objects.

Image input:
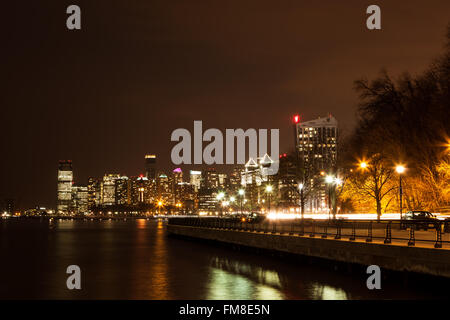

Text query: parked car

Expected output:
[400,211,437,230]
[231,212,265,223]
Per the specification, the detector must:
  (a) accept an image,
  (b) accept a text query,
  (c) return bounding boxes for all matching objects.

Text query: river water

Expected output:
[0,218,447,299]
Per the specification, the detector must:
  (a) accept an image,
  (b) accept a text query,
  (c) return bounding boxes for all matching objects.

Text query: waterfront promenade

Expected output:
[167,218,450,278]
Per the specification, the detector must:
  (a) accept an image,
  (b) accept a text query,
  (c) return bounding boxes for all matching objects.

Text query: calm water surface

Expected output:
[0,219,447,299]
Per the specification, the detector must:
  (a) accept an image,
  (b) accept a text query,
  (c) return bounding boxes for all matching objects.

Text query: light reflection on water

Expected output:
[206,268,284,300]
[0,218,447,299]
[309,283,348,300]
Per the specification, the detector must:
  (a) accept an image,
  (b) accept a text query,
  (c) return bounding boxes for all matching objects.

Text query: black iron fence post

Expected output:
[366,221,372,242]
[335,221,341,240]
[408,226,415,246]
[299,220,305,236]
[384,222,392,244]
[350,222,356,241]
[310,221,315,237]
[435,222,443,248]
[321,223,328,239]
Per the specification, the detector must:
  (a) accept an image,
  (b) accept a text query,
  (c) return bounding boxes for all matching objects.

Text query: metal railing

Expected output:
[168,217,450,249]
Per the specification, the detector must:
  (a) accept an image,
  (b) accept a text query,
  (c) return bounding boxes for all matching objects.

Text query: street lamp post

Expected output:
[325,175,334,220]
[265,185,273,213]
[396,165,406,220]
[238,189,245,215]
[229,196,235,213]
[298,183,304,218]
[216,192,225,216]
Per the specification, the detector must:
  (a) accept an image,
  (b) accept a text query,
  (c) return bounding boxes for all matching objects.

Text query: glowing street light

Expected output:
[396,165,406,219]
[325,175,334,184]
[396,165,406,174]
[360,161,368,169]
[229,196,236,202]
[156,200,164,215]
[216,192,225,216]
[216,192,225,200]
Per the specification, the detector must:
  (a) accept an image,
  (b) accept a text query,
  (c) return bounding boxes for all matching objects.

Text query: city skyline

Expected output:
[2,1,450,209]
[2,1,450,304]
[51,113,335,214]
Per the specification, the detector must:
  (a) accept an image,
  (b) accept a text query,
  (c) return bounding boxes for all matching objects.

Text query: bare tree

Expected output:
[345,153,396,220]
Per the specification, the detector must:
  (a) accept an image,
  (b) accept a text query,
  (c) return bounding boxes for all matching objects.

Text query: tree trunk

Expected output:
[376,199,382,221]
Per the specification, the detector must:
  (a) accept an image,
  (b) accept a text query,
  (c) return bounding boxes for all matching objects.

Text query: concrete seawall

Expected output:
[167,224,450,278]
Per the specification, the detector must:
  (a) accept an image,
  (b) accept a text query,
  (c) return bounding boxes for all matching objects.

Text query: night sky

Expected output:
[2,1,450,209]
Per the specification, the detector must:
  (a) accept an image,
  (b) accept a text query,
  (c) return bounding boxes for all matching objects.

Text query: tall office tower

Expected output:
[189,170,202,192]
[156,173,172,204]
[294,114,338,212]
[218,173,228,189]
[102,174,120,206]
[115,176,130,205]
[72,185,89,214]
[4,198,14,215]
[229,166,243,191]
[295,114,338,171]
[145,155,157,180]
[87,177,100,209]
[172,168,183,205]
[198,188,218,214]
[130,175,150,205]
[202,167,219,190]
[176,182,196,213]
[172,168,183,184]
[275,153,300,208]
[241,154,273,188]
[57,160,73,214]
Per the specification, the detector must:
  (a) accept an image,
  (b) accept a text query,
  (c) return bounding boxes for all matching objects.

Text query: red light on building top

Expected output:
[139,174,144,178]
[293,115,300,124]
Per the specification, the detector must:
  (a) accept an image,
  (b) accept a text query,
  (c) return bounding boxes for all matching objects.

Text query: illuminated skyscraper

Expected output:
[295,114,338,171]
[130,175,150,205]
[294,114,338,212]
[202,167,219,190]
[57,160,73,214]
[190,170,202,192]
[156,173,172,204]
[115,176,130,205]
[87,177,100,209]
[72,185,89,214]
[218,173,228,189]
[145,155,157,180]
[229,166,243,190]
[102,174,120,206]
[172,168,183,205]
